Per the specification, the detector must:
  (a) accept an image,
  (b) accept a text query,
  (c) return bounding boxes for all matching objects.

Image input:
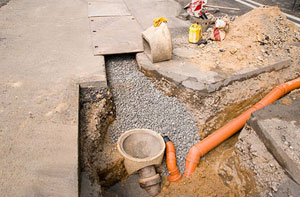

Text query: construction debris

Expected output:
[190,6,299,73]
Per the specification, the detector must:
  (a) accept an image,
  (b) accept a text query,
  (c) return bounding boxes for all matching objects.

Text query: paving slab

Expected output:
[137,52,291,93]
[248,91,300,185]
[0,0,106,196]
[88,0,191,56]
[88,0,131,18]
[237,123,300,197]
[124,0,191,30]
[89,16,143,55]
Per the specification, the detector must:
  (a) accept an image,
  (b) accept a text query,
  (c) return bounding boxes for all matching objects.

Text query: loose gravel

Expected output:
[106,54,199,174]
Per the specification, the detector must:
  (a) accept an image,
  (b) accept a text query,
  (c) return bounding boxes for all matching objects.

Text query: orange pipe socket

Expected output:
[163,136,182,182]
[184,78,300,177]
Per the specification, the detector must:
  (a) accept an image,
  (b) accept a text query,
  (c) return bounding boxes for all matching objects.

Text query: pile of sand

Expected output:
[187,7,300,75]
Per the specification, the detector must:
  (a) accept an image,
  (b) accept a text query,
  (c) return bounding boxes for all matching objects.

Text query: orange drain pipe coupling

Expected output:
[184,78,300,177]
[163,136,182,182]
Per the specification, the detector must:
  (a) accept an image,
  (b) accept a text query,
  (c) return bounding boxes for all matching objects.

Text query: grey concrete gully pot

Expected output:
[117,129,165,196]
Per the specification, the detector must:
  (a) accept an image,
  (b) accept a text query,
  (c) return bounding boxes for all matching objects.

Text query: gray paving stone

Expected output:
[248,91,300,185]
[137,52,291,93]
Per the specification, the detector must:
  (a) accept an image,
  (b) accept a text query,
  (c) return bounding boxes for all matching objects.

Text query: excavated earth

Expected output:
[155,58,300,197]
[79,56,300,197]
[79,7,300,197]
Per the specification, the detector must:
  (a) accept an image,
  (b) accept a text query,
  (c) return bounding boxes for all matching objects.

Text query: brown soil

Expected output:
[79,87,127,193]
[208,6,299,71]
[159,134,258,197]
[153,37,300,197]
[145,18,300,192]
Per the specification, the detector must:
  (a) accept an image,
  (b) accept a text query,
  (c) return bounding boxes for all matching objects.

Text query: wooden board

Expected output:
[88,0,131,17]
[89,16,144,55]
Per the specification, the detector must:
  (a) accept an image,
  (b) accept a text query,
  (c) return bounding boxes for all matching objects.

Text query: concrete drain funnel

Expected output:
[142,22,172,63]
[117,129,165,196]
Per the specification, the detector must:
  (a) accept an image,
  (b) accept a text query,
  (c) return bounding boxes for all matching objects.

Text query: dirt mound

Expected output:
[227,6,297,41]
[189,6,300,75]
[223,6,298,67]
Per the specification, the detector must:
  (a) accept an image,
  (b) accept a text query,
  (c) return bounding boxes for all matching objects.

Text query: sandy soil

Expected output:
[79,87,127,195]
[159,134,258,197]
[155,36,300,197]
[173,7,300,77]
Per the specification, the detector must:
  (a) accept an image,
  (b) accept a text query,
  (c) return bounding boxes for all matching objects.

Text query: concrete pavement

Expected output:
[124,0,190,30]
[0,0,105,196]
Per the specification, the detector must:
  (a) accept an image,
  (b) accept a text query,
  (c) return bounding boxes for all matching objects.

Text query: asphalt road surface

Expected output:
[0,0,9,8]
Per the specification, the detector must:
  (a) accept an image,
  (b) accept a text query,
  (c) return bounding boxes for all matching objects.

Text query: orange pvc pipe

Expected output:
[164,136,182,182]
[184,78,300,177]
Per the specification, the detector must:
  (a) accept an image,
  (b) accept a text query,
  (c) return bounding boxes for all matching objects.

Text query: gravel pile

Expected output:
[106,54,199,174]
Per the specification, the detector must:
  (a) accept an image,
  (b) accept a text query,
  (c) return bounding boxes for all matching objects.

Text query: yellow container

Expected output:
[189,24,202,43]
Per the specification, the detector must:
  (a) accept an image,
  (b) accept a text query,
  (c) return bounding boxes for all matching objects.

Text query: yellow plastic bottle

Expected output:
[189,24,202,43]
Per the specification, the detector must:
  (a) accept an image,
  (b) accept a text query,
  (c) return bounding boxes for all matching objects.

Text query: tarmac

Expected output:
[0,0,9,8]
[0,0,106,196]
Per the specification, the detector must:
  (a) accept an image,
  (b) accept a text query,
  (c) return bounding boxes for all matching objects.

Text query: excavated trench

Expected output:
[79,54,300,196]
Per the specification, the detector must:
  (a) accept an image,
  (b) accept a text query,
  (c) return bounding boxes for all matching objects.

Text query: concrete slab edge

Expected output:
[207,58,292,93]
[88,0,144,56]
[137,52,291,93]
[79,81,107,89]
[89,16,144,55]
[76,84,80,196]
[248,115,300,185]
[136,53,209,93]
[77,55,107,89]
[93,49,144,56]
